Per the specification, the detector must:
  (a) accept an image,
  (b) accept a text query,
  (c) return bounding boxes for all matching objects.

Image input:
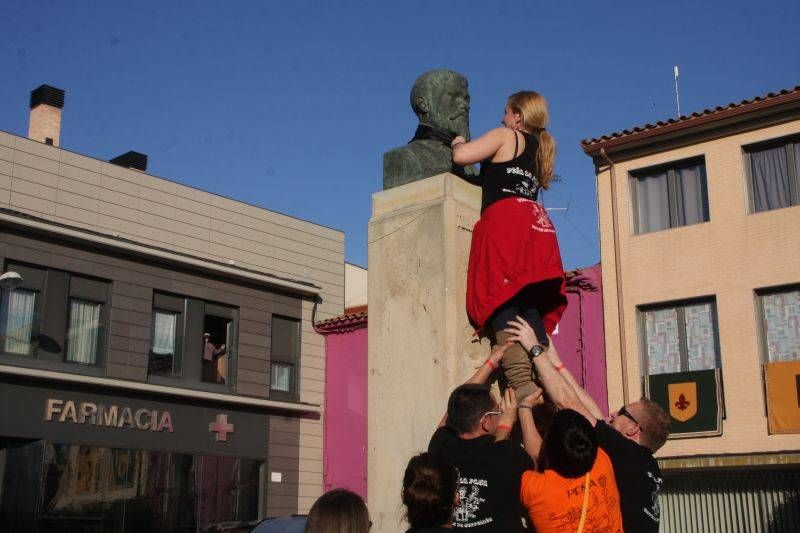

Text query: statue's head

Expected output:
[410,69,470,138]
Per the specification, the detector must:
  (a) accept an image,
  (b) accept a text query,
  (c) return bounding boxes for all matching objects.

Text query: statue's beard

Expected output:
[428,114,469,139]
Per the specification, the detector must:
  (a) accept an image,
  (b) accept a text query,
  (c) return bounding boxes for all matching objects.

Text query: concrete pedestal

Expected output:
[367,173,488,532]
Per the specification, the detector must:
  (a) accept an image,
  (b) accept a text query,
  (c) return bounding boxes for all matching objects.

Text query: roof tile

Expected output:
[581,85,800,150]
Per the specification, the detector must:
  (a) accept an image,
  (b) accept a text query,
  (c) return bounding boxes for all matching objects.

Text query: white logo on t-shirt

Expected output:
[454,478,492,527]
[643,470,663,522]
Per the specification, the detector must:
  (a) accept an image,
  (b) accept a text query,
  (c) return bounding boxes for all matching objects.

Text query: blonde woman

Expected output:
[452,91,567,401]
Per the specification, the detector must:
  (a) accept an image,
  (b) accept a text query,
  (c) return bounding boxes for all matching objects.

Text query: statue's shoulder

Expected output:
[384,144,424,172]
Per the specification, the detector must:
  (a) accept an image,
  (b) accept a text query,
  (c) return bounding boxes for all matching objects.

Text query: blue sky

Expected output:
[2,1,798,269]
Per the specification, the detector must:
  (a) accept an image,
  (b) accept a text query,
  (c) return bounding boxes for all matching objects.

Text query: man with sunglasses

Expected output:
[505,316,670,533]
[428,343,541,531]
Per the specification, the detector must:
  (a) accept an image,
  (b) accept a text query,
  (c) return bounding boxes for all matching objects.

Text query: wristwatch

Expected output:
[528,344,545,359]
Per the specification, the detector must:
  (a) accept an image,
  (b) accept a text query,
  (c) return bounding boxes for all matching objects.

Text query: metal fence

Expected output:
[660,470,800,532]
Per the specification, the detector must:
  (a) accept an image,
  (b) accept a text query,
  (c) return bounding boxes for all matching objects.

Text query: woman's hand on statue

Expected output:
[451,135,467,148]
[504,316,542,352]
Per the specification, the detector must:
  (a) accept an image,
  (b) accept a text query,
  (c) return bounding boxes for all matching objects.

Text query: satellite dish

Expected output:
[0,271,24,289]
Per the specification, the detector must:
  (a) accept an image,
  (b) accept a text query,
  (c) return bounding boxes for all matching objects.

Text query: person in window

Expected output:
[451,91,567,402]
[202,332,226,384]
[506,316,670,533]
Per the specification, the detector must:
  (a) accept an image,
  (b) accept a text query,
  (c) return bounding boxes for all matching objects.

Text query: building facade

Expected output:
[583,87,800,531]
[0,86,344,531]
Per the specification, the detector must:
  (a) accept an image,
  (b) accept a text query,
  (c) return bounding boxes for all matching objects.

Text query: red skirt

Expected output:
[467,197,567,332]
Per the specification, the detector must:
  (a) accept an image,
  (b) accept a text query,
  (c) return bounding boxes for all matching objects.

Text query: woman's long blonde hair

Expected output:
[507,91,556,189]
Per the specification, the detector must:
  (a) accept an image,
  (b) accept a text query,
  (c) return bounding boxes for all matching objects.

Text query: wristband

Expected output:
[554,363,565,372]
[497,424,512,432]
[517,405,533,411]
[485,359,498,370]
[451,141,465,148]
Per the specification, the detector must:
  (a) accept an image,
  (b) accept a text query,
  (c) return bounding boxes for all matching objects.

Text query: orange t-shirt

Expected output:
[520,448,624,533]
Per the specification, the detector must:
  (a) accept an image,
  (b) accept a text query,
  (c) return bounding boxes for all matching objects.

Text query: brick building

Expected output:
[582,86,800,531]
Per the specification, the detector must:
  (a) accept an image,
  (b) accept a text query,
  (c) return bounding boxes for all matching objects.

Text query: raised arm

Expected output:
[451,128,507,166]
[545,338,605,420]
[504,317,596,424]
[438,343,510,427]
[494,387,518,442]
[517,390,544,465]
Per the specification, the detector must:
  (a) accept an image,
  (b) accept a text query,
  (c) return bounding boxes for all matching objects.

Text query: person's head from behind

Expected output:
[609,397,670,452]
[504,91,556,189]
[304,488,370,533]
[539,409,598,478]
[411,69,470,137]
[447,384,500,436]
[402,452,459,529]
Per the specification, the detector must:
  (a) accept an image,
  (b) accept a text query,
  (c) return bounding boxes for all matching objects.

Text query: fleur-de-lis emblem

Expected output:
[675,393,690,411]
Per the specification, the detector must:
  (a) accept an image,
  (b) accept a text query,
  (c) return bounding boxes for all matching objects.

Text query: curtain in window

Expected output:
[270,362,292,391]
[644,308,681,374]
[0,288,36,355]
[762,290,800,362]
[635,171,670,233]
[152,311,177,355]
[751,145,791,212]
[675,164,709,226]
[684,303,718,370]
[66,299,101,364]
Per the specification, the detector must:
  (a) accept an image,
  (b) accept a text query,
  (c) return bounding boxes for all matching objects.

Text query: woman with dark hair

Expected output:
[304,488,371,533]
[402,452,459,532]
[519,409,624,533]
[452,91,567,402]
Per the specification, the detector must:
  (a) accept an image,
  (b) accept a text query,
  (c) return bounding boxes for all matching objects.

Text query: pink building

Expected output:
[551,263,609,416]
[316,309,368,499]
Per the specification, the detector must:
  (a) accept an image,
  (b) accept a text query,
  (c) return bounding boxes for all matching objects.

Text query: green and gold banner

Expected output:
[648,369,722,438]
[764,360,800,434]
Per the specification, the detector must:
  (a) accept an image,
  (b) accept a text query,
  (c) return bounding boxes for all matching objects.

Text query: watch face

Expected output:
[530,345,544,358]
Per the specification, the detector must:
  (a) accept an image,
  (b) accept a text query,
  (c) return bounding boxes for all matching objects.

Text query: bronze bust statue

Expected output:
[383,69,477,189]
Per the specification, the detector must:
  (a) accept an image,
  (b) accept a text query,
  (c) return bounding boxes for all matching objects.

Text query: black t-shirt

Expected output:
[595,421,663,533]
[406,528,452,533]
[469,132,541,213]
[428,426,533,532]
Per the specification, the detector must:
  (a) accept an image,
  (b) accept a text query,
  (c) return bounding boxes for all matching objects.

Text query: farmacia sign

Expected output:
[45,399,174,432]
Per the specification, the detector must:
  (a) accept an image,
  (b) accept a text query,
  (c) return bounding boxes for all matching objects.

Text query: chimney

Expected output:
[110,151,148,172]
[28,84,65,147]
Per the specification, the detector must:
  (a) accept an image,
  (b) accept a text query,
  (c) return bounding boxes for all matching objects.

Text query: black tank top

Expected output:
[477,131,541,212]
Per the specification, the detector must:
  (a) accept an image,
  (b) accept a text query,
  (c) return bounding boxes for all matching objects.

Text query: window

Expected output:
[150,310,181,376]
[0,262,108,370]
[745,136,800,213]
[0,287,38,355]
[757,286,800,362]
[66,299,102,364]
[641,299,721,375]
[202,313,233,385]
[147,293,237,391]
[270,315,300,400]
[148,293,185,378]
[1,442,265,531]
[630,158,709,234]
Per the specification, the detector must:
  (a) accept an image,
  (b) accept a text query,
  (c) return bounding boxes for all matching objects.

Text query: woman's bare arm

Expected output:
[452,128,508,166]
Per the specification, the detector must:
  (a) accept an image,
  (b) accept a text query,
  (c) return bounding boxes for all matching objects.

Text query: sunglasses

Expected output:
[617,405,644,431]
[482,410,502,419]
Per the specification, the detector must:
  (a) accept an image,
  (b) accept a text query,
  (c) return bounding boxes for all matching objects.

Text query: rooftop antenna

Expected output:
[673,65,681,118]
